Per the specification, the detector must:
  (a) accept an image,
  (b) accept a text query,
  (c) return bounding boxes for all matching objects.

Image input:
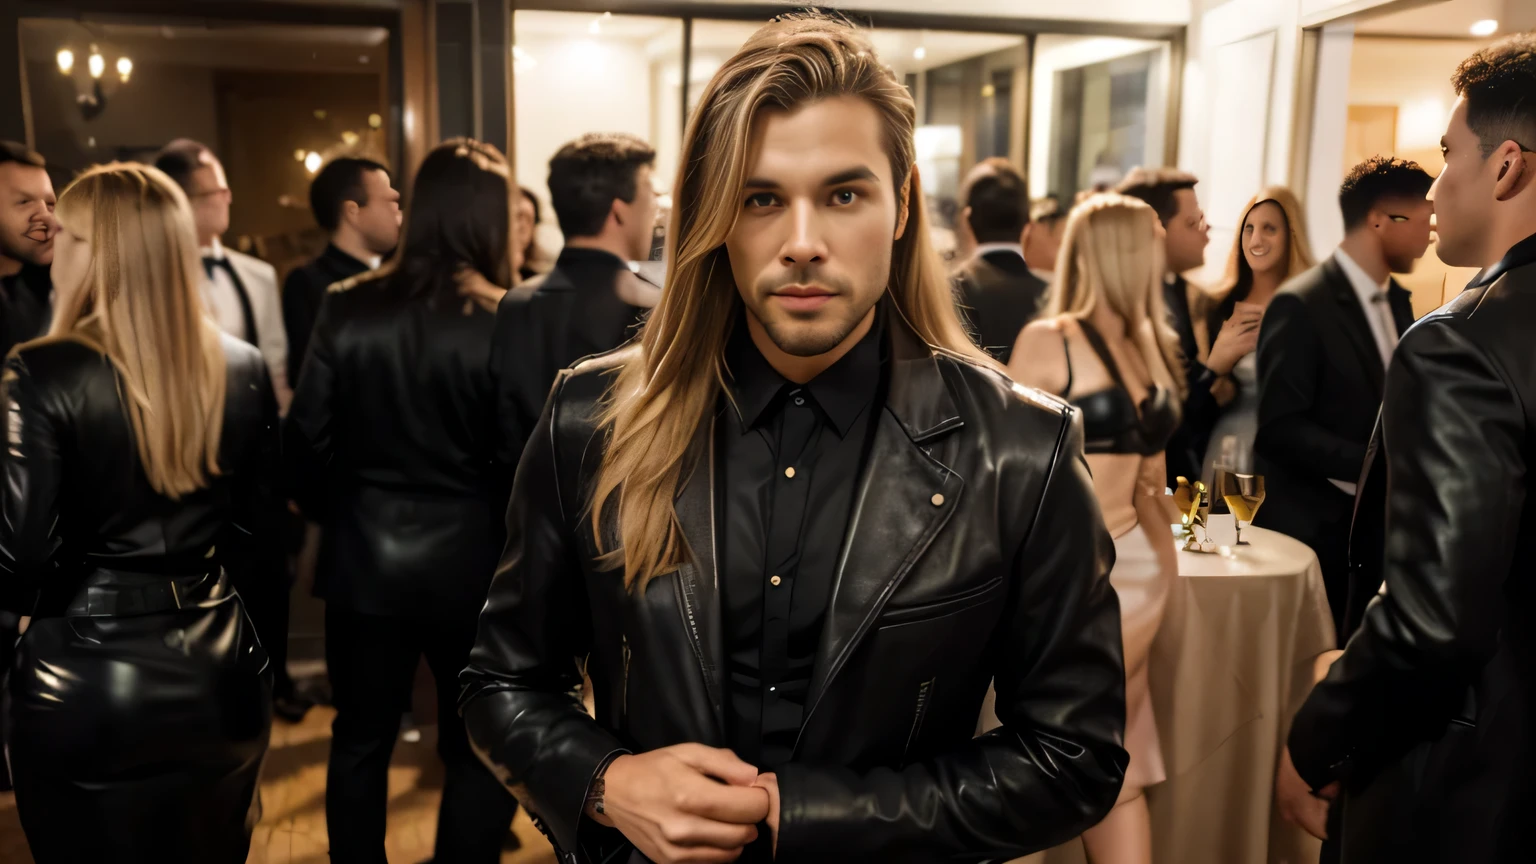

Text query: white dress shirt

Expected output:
[1329,248,1399,496]
[199,237,249,342]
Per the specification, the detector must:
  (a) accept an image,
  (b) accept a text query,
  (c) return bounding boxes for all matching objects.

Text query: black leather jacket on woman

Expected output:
[460,317,1128,863]
[283,272,507,619]
[0,334,278,614]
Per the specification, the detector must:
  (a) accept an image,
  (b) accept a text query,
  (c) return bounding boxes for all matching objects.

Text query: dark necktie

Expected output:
[202,256,259,346]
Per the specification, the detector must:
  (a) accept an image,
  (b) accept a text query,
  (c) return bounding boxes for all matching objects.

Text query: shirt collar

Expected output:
[1474,230,1536,288]
[973,243,1025,263]
[324,243,376,273]
[727,301,886,437]
[555,245,630,280]
[1334,248,1389,306]
[201,237,225,261]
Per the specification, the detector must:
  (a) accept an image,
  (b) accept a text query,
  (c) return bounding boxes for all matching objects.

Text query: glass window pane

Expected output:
[512,11,683,259]
[1031,36,1171,204]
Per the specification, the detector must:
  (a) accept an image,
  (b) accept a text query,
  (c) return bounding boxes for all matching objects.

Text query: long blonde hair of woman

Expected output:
[591,13,994,591]
[37,162,227,498]
[1044,193,1185,399]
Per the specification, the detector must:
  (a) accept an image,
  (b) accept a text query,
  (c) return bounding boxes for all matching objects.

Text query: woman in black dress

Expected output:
[2,163,276,862]
[284,138,521,863]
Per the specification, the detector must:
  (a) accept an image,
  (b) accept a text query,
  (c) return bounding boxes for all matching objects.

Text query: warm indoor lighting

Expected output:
[981,83,996,98]
[913,46,927,61]
[116,56,132,83]
[313,109,328,120]
[341,130,360,146]
[294,149,307,162]
[304,151,323,174]
[368,113,383,129]
[1470,19,1499,37]
[56,48,74,75]
[87,47,105,79]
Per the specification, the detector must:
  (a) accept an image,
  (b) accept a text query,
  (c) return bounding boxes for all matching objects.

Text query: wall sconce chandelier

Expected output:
[56,40,133,121]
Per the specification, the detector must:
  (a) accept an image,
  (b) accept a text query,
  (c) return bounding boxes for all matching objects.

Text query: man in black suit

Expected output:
[1253,157,1431,641]
[490,132,660,463]
[1281,33,1536,863]
[0,141,54,358]
[0,140,55,793]
[282,157,400,386]
[951,165,1047,363]
[1117,168,1215,488]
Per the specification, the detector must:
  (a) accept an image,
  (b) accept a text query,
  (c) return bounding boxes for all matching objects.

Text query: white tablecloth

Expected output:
[1023,515,1335,864]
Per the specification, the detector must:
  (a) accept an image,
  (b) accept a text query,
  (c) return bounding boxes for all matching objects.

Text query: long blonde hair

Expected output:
[591,13,991,590]
[1046,193,1183,397]
[42,163,227,498]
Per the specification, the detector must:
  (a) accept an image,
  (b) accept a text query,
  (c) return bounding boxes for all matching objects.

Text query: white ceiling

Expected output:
[1356,0,1529,37]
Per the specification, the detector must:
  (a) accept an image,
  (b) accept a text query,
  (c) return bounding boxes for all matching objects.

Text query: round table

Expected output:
[1021,515,1335,864]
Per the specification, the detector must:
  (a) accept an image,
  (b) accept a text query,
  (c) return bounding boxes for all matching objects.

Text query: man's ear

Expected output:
[342,200,361,225]
[894,170,913,241]
[1493,140,1531,202]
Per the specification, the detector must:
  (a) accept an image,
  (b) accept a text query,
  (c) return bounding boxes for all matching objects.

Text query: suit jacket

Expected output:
[282,271,506,618]
[281,243,373,388]
[490,247,656,469]
[952,248,1047,364]
[1163,274,1228,488]
[1288,241,1536,863]
[1252,256,1414,548]
[224,247,292,411]
[460,316,1128,864]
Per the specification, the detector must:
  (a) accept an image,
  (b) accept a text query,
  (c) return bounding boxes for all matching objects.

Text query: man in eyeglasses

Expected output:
[1252,156,1432,645]
[154,139,290,410]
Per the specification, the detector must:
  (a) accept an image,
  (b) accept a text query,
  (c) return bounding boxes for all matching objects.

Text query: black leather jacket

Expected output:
[284,272,508,618]
[1288,241,1536,863]
[0,334,278,615]
[461,317,1127,863]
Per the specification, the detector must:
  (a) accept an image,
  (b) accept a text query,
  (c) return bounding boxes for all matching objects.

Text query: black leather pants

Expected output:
[5,573,272,863]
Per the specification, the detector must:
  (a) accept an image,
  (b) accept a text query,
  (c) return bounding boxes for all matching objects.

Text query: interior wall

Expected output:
[27,60,219,186]
[512,30,659,243]
[1030,35,1167,199]
[1345,34,1488,311]
[216,70,387,244]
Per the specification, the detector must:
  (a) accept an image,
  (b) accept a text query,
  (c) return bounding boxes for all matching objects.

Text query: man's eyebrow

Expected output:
[742,166,880,190]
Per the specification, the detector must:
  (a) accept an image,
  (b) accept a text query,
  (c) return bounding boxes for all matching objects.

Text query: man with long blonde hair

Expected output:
[462,14,1127,864]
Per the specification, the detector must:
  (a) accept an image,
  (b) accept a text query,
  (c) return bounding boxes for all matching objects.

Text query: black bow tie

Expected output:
[202,256,233,281]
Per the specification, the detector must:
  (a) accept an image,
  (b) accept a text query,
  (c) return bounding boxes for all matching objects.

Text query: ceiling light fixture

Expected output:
[57,48,74,75]
[304,151,323,174]
[913,46,927,60]
[1470,19,1498,37]
[87,46,105,79]
[116,56,132,83]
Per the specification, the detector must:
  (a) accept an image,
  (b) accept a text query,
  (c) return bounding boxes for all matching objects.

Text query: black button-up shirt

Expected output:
[716,308,886,768]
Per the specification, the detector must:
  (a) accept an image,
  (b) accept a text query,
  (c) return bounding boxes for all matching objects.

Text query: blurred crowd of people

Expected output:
[2,11,1535,864]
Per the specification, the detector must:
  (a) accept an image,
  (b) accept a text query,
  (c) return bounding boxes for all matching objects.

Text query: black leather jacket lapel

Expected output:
[672,415,726,735]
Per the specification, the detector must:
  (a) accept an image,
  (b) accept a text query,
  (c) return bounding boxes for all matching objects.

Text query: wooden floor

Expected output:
[0,706,558,864]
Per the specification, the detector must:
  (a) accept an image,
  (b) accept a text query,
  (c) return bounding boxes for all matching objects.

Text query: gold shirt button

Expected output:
[931,493,945,506]
[785,466,796,479]
[770,575,782,587]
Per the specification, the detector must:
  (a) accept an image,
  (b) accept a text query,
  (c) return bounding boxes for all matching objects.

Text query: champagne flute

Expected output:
[1219,471,1266,546]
